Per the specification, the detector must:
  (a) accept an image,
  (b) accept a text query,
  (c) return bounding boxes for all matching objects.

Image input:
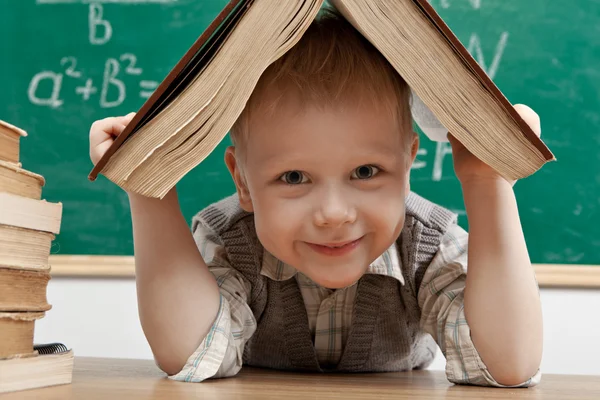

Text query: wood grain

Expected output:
[2,357,599,399]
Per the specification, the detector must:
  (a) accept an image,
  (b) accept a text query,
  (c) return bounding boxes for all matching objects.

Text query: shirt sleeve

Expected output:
[168,223,256,382]
[417,223,541,387]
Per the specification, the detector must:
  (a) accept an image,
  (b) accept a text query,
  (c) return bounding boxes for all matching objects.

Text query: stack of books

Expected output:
[0,120,73,394]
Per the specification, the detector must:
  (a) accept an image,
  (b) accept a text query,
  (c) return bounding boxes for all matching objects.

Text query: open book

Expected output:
[89,0,554,198]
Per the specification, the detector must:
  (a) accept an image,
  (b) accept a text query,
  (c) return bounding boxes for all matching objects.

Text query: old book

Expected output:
[0,160,44,200]
[88,0,554,199]
[0,312,45,359]
[0,120,26,165]
[0,268,51,312]
[0,346,73,393]
[0,224,54,271]
[0,192,62,234]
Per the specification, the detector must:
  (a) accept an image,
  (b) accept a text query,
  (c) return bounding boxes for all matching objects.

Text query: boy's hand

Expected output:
[89,112,136,166]
[448,104,542,186]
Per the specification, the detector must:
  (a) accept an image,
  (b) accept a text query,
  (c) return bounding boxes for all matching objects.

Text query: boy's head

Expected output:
[225,7,419,289]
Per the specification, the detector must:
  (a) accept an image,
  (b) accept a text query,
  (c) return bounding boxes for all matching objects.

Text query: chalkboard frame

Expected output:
[48,255,600,289]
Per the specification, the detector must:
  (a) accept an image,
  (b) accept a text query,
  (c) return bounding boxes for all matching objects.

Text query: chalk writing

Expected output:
[413,149,428,170]
[411,143,453,182]
[432,142,453,181]
[28,54,157,108]
[120,54,142,75]
[139,80,159,99]
[100,58,126,107]
[436,0,481,10]
[30,2,162,108]
[60,56,82,78]
[75,78,98,101]
[89,3,112,45]
[468,32,509,80]
[28,71,64,108]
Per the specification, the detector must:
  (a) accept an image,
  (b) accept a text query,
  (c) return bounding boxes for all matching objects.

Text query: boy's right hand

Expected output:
[89,112,136,166]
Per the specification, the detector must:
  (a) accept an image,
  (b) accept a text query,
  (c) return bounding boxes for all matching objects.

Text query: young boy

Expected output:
[89,8,543,387]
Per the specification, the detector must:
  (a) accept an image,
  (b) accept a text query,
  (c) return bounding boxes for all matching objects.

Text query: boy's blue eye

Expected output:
[280,170,307,185]
[352,165,379,180]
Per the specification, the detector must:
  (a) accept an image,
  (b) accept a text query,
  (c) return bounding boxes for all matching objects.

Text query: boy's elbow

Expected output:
[488,359,540,387]
[155,355,187,376]
[476,335,543,386]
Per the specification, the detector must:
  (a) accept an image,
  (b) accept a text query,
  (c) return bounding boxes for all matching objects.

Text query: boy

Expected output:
[89,8,543,387]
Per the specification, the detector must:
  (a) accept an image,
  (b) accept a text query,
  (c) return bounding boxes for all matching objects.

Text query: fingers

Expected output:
[89,112,136,165]
[89,120,125,148]
[121,111,136,125]
[447,104,540,156]
[91,140,114,166]
[514,104,541,137]
[89,113,135,147]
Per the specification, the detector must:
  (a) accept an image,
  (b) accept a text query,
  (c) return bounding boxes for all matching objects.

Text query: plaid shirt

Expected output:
[171,222,541,387]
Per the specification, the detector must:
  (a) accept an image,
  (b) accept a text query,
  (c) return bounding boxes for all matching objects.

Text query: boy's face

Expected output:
[226,101,418,289]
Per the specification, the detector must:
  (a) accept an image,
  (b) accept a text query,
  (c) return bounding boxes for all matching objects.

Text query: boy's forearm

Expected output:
[462,178,543,386]
[129,188,220,375]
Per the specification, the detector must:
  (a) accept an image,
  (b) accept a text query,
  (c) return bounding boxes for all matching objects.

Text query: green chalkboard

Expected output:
[0,0,598,264]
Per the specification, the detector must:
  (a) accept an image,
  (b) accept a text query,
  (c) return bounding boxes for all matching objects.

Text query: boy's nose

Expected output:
[313,187,357,228]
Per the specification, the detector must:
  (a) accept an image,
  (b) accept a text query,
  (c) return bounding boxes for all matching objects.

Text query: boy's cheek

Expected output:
[253,207,299,250]
[362,195,407,237]
[361,186,406,214]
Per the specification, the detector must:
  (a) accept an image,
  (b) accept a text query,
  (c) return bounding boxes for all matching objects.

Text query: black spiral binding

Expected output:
[33,343,69,355]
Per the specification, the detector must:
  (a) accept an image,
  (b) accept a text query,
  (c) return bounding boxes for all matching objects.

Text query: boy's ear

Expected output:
[224,146,254,212]
[405,132,420,194]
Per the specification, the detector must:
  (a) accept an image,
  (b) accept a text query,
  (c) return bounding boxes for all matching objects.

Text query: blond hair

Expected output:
[230,7,414,155]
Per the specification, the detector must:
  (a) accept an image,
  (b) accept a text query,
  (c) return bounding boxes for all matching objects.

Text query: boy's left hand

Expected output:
[448,104,542,186]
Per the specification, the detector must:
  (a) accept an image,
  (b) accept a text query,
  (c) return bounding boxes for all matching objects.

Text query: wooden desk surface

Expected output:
[3,357,599,399]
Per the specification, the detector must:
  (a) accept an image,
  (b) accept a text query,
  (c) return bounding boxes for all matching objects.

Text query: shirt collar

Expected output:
[260,242,404,286]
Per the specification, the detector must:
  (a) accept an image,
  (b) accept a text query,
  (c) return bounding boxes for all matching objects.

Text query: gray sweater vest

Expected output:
[192,192,456,372]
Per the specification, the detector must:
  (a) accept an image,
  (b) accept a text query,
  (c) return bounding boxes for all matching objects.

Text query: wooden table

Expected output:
[3,357,600,399]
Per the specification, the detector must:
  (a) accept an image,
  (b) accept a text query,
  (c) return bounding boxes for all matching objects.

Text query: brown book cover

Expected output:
[0,268,52,312]
[0,312,45,359]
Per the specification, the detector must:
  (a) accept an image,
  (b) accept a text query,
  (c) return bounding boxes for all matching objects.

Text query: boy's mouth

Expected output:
[306,237,363,257]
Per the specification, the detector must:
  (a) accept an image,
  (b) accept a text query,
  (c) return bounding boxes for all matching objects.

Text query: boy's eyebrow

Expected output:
[256,146,404,168]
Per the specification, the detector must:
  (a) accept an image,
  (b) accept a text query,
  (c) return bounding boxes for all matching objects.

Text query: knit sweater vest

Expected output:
[192,192,456,373]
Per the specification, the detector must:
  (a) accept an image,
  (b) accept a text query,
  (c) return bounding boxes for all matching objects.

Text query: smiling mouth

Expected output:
[306,237,363,256]
[321,240,357,248]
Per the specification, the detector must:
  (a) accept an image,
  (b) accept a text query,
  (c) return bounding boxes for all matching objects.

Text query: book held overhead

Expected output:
[88,0,554,199]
